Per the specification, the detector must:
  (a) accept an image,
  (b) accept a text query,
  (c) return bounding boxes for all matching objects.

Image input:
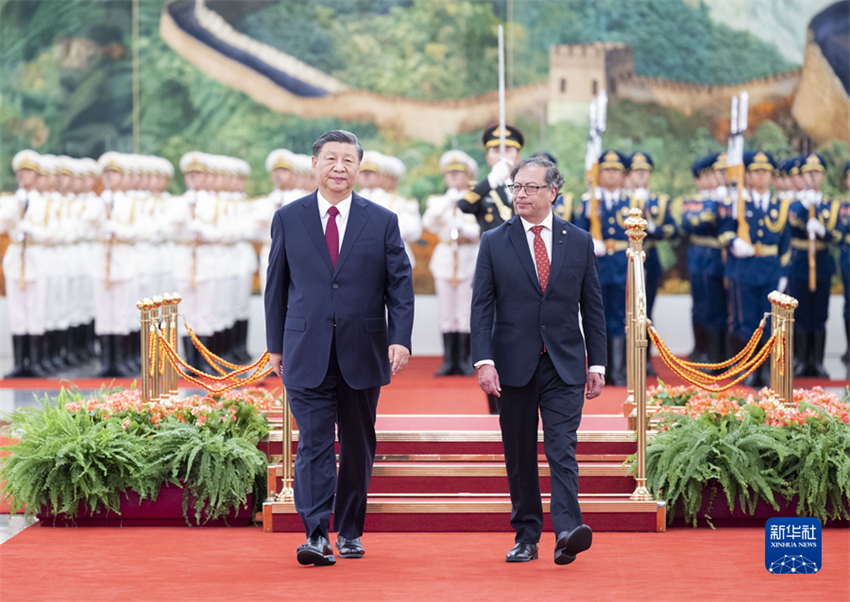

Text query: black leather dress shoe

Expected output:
[336,535,365,559]
[505,542,538,563]
[297,535,336,566]
[554,525,593,565]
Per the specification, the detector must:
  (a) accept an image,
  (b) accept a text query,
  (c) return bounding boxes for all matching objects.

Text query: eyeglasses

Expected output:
[507,183,549,194]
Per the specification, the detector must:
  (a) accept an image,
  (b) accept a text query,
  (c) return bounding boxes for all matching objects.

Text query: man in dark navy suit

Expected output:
[265,130,415,566]
[471,157,607,565]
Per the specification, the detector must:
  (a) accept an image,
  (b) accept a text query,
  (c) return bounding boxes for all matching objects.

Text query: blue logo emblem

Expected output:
[765,517,822,574]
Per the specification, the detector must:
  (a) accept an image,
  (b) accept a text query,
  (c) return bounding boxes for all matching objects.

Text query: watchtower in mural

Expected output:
[548,43,634,123]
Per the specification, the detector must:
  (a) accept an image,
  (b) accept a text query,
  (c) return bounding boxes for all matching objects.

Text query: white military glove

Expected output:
[592,238,606,257]
[487,158,512,188]
[16,220,35,236]
[730,237,755,258]
[806,218,826,238]
[645,220,657,235]
[101,220,118,236]
[778,277,788,294]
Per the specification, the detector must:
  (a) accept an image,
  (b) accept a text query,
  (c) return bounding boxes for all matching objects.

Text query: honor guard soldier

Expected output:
[788,153,842,377]
[167,152,223,373]
[256,148,297,292]
[230,158,256,363]
[680,155,728,366]
[719,151,791,388]
[81,153,139,377]
[840,162,850,365]
[381,155,423,269]
[458,125,523,233]
[1,151,53,376]
[628,151,677,375]
[574,150,632,386]
[421,150,481,379]
[358,152,422,268]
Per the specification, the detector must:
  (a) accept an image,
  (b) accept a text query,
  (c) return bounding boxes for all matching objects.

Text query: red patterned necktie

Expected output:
[326,205,340,268]
[531,225,549,293]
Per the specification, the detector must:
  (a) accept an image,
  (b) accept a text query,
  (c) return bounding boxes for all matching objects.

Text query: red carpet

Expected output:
[0,525,846,602]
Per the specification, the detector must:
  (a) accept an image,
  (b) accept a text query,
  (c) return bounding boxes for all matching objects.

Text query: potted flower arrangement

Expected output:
[630,386,850,527]
[0,387,279,526]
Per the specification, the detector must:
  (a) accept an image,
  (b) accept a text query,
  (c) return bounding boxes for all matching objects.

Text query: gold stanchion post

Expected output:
[274,387,295,503]
[137,298,152,403]
[170,292,182,399]
[160,293,173,401]
[769,292,780,395]
[150,295,163,401]
[767,291,797,409]
[625,208,652,501]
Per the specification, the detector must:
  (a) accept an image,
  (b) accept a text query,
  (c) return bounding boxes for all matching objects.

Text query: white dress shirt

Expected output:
[750,190,771,213]
[317,191,352,252]
[475,210,605,377]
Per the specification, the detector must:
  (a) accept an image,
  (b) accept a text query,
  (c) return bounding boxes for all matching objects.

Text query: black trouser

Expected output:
[499,351,585,544]
[285,336,380,540]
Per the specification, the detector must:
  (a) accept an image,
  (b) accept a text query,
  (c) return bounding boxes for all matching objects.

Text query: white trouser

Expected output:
[236,272,253,320]
[92,279,135,335]
[5,277,47,335]
[175,279,217,336]
[434,277,473,333]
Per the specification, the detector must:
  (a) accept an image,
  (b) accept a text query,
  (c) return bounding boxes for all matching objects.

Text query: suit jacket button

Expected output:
[332,283,339,289]
[327,317,333,323]
[541,325,546,331]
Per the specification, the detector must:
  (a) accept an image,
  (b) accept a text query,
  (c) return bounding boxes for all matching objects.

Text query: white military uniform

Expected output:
[422,188,480,332]
[83,186,140,336]
[1,180,52,336]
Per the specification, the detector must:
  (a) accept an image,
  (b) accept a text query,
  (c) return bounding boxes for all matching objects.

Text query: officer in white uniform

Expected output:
[82,152,140,377]
[421,150,480,377]
[1,151,53,376]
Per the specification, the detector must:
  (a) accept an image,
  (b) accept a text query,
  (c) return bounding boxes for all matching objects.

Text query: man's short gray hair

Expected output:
[312,130,364,162]
[510,157,564,193]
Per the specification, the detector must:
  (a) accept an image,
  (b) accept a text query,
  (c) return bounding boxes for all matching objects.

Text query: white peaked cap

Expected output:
[439,150,478,179]
[12,149,41,172]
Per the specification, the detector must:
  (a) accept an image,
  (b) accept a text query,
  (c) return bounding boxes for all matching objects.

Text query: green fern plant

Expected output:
[145,422,267,526]
[0,394,159,519]
[634,409,850,527]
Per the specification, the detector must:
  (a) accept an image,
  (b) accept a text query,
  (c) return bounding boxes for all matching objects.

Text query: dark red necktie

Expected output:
[531,225,549,293]
[326,205,340,268]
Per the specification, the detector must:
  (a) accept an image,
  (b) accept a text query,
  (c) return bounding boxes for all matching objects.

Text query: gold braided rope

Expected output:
[649,325,778,392]
[159,326,270,382]
[156,328,273,393]
[181,317,252,375]
[662,317,767,371]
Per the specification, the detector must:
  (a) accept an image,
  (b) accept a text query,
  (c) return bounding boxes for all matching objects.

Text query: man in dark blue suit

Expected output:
[265,130,414,566]
[471,157,607,565]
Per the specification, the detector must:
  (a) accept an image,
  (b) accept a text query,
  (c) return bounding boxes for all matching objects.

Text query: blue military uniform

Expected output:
[457,125,523,234]
[788,153,842,377]
[574,150,632,385]
[680,155,727,364]
[719,151,791,387]
[839,161,850,364]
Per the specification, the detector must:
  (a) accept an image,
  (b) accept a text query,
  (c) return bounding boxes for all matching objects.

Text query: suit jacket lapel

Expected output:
[507,217,542,295]
[299,192,334,275]
[335,193,370,274]
[545,215,570,298]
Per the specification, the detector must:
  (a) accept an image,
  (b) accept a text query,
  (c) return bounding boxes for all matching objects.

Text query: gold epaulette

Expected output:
[461,190,480,204]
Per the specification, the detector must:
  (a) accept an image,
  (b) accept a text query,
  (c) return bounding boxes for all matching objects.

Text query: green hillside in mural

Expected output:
[236,0,796,99]
[1,0,845,205]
